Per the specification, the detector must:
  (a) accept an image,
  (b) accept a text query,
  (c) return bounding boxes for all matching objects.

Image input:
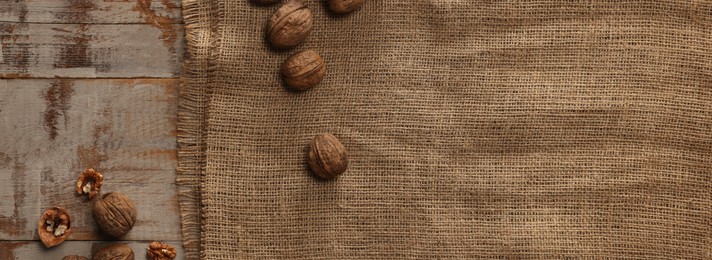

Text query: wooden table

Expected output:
[0,1,185,258]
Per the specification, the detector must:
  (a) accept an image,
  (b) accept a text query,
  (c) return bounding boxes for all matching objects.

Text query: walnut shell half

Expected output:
[282,49,326,91]
[38,207,71,248]
[307,134,349,179]
[93,192,137,238]
[62,255,89,260]
[267,0,313,49]
[93,243,134,260]
[328,0,364,14]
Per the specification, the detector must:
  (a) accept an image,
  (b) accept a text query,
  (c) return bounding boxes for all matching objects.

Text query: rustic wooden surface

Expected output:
[0,0,184,259]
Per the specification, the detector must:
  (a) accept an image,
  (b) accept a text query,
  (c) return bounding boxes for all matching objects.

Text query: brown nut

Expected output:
[38,207,71,248]
[252,0,279,4]
[328,0,364,14]
[147,241,177,260]
[267,0,313,49]
[282,49,326,91]
[62,255,89,260]
[93,192,137,238]
[76,168,104,199]
[93,243,134,260]
[307,134,349,179]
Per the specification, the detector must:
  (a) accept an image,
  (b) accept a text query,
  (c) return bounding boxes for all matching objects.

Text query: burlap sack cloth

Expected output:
[178,0,712,258]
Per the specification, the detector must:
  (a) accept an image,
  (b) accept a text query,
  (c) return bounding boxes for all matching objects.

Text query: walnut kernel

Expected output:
[38,207,71,248]
[76,168,104,199]
[147,241,177,260]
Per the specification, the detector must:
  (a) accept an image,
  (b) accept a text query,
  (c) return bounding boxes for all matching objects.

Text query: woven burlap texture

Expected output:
[178,0,712,258]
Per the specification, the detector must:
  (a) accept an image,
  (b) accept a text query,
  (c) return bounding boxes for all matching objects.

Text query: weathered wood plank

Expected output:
[0,0,182,24]
[0,22,183,78]
[0,240,185,260]
[0,78,180,241]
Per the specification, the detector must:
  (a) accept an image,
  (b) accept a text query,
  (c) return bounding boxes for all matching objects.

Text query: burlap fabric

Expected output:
[179,0,712,258]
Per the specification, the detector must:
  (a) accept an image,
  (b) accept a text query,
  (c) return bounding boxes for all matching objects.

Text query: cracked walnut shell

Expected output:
[93,192,137,238]
[147,241,177,260]
[307,134,349,179]
[93,243,134,260]
[328,0,364,14]
[282,49,326,91]
[38,207,71,248]
[76,168,104,199]
[267,0,313,49]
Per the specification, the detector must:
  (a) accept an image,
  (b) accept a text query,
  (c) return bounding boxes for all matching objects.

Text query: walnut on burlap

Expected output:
[178,0,712,259]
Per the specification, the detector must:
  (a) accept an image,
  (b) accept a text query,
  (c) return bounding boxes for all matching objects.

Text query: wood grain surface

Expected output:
[0,0,182,23]
[0,241,184,260]
[0,0,185,259]
[0,23,183,78]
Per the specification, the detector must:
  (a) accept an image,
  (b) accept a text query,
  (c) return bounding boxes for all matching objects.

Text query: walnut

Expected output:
[147,241,177,260]
[282,49,326,91]
[93,243,134,260]
[38,207,71,248]
[328,0,364,14]
[307,134,349,179]
[252,0,279,4]
[62,255,89,260]
[76,168,104,199]
[92,192,137,238]
[267,0,313,49]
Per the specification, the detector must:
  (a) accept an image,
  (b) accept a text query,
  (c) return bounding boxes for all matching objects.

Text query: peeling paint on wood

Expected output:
[0,79,180,241]
[0,156,28,237]
[42,79,75,140]
[0,1,28,23]
[0,0,182,24]
[135,0,180,52]
[0,241,31,260]
[0,23,183,78]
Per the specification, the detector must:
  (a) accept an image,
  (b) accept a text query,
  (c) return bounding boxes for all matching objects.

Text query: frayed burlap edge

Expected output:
[177,0,219,259]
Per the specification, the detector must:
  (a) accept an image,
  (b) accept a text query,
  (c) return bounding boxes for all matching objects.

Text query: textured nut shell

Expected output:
[147,241,177,260]
[92,192,137,238]
[252,0,279,4]
[37,207,71,248]
[267,0,313,49]
[62,256,89,260]
[282,49,326,91]
[328,0,364,14]
[92,243,135,260]
[307,134,349,179]
[75,168,104,199]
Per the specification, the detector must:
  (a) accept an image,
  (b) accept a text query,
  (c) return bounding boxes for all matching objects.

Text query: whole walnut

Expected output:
[328,0,364,14]
[38,207,71,248]
[93,192,137,238]
[307,134,349,179]
[62,255,89,260]
[93,243,134,260]
[252,0,279,4]
[267,0,313,49]
[282,49,326,91]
